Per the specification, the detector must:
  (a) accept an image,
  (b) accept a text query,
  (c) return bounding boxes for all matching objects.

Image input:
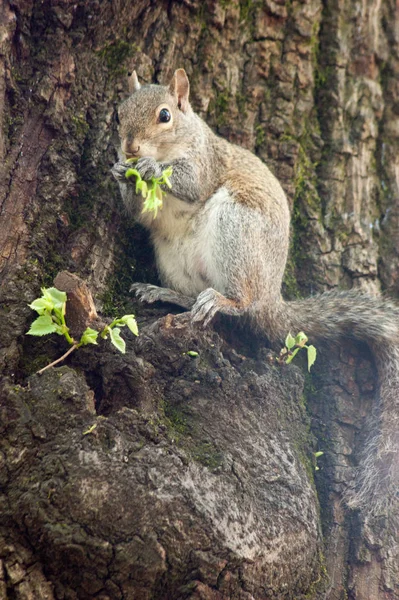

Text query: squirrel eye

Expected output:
[159,108,171,123]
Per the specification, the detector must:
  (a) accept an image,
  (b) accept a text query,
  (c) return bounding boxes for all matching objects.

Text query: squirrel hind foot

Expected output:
[190,288,251,327]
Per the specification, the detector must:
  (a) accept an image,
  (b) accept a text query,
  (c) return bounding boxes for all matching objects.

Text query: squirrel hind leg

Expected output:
[130,283,195,309]
[190,288,251,327]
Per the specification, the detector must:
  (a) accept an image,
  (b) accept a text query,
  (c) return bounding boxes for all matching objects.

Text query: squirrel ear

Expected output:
[169,69,190,113]
[128,71,141,93]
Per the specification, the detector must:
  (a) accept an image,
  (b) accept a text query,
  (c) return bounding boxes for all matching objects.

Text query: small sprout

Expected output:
[314,451,324,471]
[83,423,98,435]
[186,350,199,357]
[79,327,99,346]
[279,331,317,372]
[27,287,139,373]
[118,314,139,336]
[285,347,301,364]
[27,287,73,344]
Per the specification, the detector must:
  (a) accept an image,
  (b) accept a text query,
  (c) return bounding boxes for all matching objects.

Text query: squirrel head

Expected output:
[117,69,194,162]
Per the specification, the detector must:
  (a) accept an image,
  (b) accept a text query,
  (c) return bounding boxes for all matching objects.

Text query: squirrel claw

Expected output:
[136,157,162,180]
[130,283,162,304]
[111,161,130,182]
[130,283,195,310]
[190,288,221,327]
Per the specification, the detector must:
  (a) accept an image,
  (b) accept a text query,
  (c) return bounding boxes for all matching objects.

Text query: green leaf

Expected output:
[285,347,301,364]
[186,351,199,357]
[295,331,308,347]
[140,181,148,198]
[112,315,139,336]
[307,345,317,371]
[314,451,324,458]
[126,157,138,164]
[118,314,135,323]
[125,168,140,179]
[79,327,99,346]
[109,327,126,354]
[42,287,67,310]
[125,317,139,336]
[159,166,173,184]
[142,184,163,217]
[285,332,296,350]
[28,297,53,314]
[27,314,58,336]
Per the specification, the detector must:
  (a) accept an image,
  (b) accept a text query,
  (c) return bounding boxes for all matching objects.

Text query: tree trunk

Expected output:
[1,1,398,599]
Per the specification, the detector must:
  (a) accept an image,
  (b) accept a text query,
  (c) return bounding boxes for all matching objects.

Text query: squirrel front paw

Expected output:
[135,157,163,180]
[112,158,164,183]
[111,161,130,182]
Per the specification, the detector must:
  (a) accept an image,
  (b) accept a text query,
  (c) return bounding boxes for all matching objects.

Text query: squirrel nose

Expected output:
[122,139,141,157]
[126,144,140,157]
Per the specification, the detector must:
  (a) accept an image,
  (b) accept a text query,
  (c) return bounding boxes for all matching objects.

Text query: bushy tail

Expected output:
[346,343,399,515]
[277,290,399,517]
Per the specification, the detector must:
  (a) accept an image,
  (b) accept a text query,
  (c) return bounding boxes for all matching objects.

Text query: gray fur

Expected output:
[113,69,399,519]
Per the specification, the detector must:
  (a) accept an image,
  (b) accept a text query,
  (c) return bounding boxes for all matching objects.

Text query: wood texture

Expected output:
[1,1,398,598]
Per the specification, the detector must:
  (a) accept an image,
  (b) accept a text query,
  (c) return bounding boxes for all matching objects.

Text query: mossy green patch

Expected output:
[303,550,328,598]
[235,92,248,119]
[163,402,224,472]
[191,441,224,470]
[70,114,89,138]
[255,124,266,149]
[19,353,53,376]
[97,40,137,77]
[283,254,302,299]
[163,404,191,437]
[281,125,323,295]
[209,89,233,127]
[239,0,255,22]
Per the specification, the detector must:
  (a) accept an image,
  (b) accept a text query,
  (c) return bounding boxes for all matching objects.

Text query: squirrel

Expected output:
[112,68,399,518]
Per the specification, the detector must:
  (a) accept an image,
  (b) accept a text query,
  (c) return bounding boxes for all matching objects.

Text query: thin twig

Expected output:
[37,343,79,375]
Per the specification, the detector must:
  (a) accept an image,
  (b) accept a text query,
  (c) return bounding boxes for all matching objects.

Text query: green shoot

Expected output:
[314,451,324,471]
[27,288,139,373]
[83,423,98,435]
[124,158,173,218]
[279,331,317,372]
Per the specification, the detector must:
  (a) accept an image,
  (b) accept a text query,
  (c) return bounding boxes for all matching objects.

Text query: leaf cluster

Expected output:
[27,288,138,359]
[125,159,173,218]
[28,288,75,343]
[99,315,138,354]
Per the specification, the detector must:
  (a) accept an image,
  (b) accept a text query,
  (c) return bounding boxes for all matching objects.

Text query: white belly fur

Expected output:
[150,188,231,297]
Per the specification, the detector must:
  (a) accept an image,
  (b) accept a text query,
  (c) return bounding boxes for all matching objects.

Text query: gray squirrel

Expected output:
[112,68,399,517]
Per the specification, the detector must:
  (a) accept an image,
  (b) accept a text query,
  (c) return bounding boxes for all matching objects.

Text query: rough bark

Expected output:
[1,0,399,598]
